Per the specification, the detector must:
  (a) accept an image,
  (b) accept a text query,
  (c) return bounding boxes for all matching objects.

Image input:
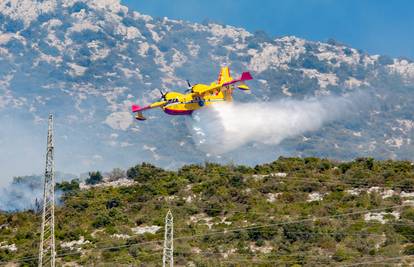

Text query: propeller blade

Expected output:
[186,79,192,88]
[158,89,167,100]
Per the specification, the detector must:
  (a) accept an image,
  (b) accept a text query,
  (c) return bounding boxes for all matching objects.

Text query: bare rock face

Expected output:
[0,0,412,176]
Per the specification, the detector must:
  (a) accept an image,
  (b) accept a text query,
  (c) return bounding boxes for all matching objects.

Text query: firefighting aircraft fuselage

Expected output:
[131,67,253,121]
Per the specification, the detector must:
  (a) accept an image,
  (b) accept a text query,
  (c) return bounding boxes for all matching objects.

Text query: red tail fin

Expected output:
[240,72,253,81]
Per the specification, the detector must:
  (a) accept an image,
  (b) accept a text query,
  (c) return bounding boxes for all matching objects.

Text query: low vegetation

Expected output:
[1,157,414,266]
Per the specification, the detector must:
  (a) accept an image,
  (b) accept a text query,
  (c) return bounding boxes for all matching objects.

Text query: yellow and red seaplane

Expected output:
[131,67,253,121]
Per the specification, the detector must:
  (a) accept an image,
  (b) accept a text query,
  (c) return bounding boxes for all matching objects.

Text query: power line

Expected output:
[10,247,410,266]
[171,204,412,241]
[173,205,414,218]
[0,240,165,264]
[3,204,411,265]
[175,250,413,266]
[247,174,414,189]
[218,258,320,265]
[339,255,414,266]
[7,227,410,265]
[63,190,414,224]
[171,206,414,231]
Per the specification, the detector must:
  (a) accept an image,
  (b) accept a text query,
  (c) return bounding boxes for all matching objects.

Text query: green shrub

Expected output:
[56,179,80,192]
[229,174,244,188]
[204,196,224,217]
[106,198,120,209]
[394,224,414,242]
[401,208,414,221]
[86,171,103,185]
[283,223,314,243]
[404,244,414,255]
[248,226,276,241]
[126,163,165,182]
[92,214,111,228]
[333,246,357,261]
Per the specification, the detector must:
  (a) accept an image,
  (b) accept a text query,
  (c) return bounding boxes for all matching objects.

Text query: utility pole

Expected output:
[162,210,174,267]
[38,114,56,267]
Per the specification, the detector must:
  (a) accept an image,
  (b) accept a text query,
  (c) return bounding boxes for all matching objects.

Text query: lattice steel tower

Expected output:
[38,114,56,267]
[162,210,174,267]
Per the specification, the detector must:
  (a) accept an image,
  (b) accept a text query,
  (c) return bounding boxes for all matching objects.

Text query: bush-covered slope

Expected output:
[1,157,414,266]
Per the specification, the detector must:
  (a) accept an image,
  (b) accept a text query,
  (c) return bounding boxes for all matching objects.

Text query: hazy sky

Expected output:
[121,0,414,59]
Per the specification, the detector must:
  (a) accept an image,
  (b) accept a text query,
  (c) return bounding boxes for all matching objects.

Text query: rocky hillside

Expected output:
[0,0,413,176]
[0,157,414,266]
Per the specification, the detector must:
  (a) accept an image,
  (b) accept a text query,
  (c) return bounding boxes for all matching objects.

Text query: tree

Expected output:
[126,163,164,182]
[107,168,125,181]
[56,179,80,192]
[86,171,103,185]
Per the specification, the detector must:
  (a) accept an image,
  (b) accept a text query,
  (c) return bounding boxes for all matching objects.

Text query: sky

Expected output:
[121,0,414,59]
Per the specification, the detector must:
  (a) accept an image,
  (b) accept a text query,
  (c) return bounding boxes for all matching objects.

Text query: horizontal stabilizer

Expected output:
[131,105,146,120]
[237,84,250,90]
[131,104,142,113]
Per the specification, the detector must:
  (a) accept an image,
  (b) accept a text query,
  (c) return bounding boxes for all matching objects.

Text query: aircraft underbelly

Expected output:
[163,108,193,115]
[163,103,195,115]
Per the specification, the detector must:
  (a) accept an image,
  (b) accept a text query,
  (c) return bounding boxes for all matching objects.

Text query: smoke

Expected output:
[0,115,45,187]
[0,178,43,212]
[188,94,358,155]
[0,175,66,212]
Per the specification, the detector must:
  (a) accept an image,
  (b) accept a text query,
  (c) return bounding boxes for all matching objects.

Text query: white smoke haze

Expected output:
[0,179,43,211]
[189,94,357,155]
[0,174,68,212]
[0,115,44,187]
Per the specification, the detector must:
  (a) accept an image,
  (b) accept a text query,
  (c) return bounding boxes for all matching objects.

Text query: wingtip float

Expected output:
[131,67,253,121]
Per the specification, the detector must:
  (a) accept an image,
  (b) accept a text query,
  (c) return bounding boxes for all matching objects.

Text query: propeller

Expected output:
[158,89,168,100]
[185,79,192,93]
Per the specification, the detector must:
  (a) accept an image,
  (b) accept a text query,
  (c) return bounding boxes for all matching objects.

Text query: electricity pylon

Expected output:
[162,210,174,267]
[38,114,56,267]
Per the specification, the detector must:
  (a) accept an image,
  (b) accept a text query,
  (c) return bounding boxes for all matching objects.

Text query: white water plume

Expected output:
[189,95,357,154]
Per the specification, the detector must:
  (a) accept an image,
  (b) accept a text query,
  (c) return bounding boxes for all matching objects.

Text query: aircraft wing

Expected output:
[131,100,166,120]
[195,72,253,95]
